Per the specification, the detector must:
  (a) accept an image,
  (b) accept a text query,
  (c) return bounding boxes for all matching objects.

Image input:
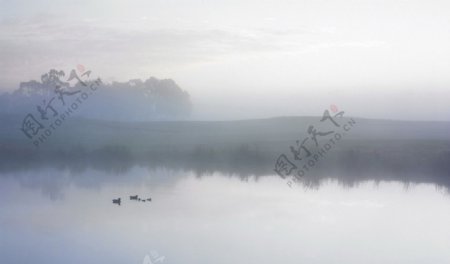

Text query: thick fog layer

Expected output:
[1,0,449,121]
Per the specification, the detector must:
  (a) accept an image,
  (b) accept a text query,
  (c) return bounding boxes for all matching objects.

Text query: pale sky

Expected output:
[1,0,449,120]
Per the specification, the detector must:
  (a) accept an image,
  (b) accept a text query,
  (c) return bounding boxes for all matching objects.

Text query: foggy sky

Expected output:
[1,0,449,121]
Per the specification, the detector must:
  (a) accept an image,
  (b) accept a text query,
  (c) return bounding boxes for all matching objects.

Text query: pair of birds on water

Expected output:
[112,195,152,206]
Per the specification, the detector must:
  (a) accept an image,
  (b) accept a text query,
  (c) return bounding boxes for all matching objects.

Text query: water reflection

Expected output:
[1,155,449,196]
[0,167,450,264]
[1,157,449,263]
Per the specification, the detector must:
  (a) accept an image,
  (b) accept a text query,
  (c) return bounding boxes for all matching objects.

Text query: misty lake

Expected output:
[1,165,449,264]
[3,0,450,262]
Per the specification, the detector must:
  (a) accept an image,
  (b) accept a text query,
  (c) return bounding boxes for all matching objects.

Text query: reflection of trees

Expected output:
[1,142,450,193]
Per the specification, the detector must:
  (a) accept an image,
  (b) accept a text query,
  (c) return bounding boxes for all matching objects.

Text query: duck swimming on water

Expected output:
[112,198,121,206]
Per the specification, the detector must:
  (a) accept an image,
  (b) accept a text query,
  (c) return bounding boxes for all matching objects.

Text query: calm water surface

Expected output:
[1,167,450,264]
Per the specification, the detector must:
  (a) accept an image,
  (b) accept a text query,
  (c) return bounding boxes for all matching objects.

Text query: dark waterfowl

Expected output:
[130,195,138,200]
[112,198,121,206]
